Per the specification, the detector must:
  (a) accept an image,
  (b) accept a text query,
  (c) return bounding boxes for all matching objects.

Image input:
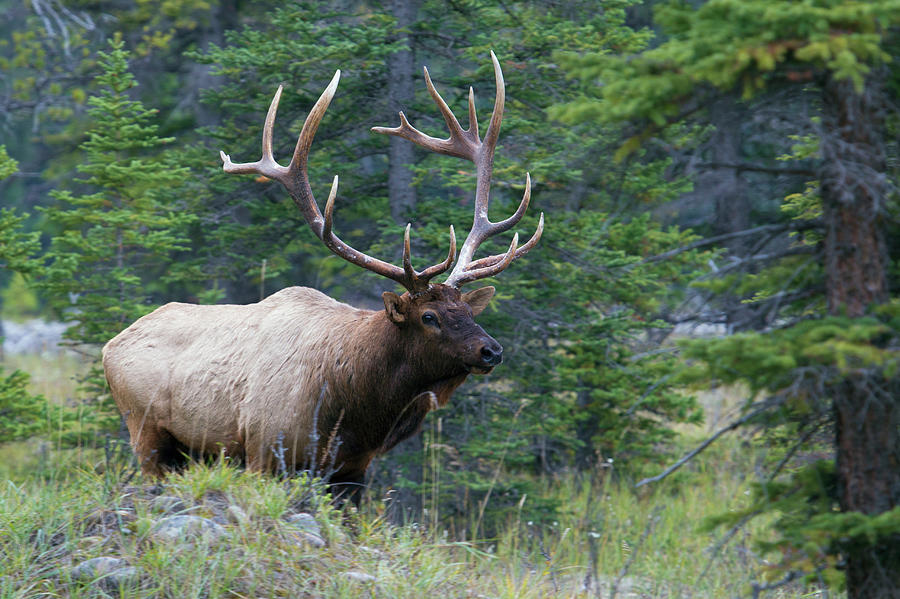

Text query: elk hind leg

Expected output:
[124,416,187,477]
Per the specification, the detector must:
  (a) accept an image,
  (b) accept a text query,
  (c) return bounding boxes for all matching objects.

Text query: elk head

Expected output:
[219,52,542,375]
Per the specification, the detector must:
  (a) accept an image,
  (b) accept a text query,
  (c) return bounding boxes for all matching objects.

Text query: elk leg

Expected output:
[328,472,365,509]
[126,418,186,476]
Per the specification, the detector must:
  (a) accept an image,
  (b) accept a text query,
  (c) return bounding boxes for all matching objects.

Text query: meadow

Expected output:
[0,352,826,599]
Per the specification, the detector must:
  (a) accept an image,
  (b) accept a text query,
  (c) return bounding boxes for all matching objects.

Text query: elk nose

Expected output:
[480,341,503,366]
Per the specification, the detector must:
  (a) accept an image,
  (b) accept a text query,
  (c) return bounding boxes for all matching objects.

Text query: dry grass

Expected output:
[3,352,90,404]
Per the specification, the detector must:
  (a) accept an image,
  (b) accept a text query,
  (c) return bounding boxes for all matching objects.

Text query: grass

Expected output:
[0,354,831,598]
[0,453,812,598]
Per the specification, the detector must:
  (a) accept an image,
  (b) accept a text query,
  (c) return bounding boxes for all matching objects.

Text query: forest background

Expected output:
[1,1,898,597]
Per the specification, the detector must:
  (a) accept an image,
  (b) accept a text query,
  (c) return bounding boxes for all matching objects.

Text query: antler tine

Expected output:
[418,225,457,280]
[322,175,339,240]
[400,224,458,291]
[423,66,468,144]
[371,52,543,289]
[220,85,289,180]
[448,233,519,288]
[402,224,416,283]
[481,50,505,157]
[462,212,544,273]
[371,66,479,161]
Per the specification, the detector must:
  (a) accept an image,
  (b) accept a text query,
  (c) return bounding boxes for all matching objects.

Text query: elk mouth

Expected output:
[467,364,495,375]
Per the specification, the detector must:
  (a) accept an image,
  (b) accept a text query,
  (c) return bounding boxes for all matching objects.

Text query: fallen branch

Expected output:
[635,399,780,487]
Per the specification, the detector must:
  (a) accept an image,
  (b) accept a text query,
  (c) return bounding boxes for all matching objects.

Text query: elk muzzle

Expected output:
[471,337,503,373]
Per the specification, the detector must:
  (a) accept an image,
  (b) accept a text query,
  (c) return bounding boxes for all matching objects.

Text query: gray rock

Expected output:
[226,505,249,525]
[71,557,127,581]
[343,571,376,583]
[71,557,140,591]
[150,515,225,544]
[290,531,326,549]
[103,567,141,590]
[285,512,321,536]
[358,545,385,558]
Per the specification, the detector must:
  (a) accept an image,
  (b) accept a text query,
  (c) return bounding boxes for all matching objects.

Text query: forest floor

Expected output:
[0,353,832,598]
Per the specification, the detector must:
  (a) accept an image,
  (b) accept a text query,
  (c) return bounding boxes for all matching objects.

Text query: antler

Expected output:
[219,71,456,294]
[372,51,543,288]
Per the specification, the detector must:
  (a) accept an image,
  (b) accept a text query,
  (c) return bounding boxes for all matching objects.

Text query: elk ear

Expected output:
[461,286,495,316]
[382,291,408,323]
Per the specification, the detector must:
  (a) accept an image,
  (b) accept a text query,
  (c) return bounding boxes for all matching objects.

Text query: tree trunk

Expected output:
[387,0,419,224]
[819,72,899,599]
[574,385,599,470]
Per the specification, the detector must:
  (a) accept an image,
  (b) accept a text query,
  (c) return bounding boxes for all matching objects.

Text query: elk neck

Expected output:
[316,305,470,458]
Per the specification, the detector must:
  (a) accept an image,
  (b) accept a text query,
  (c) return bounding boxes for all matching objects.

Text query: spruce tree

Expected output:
[555,1,900,595]
[0,146,48,442]
[38,36,194,428]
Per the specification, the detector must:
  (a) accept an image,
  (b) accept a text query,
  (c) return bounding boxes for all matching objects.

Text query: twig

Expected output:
[636,221,820,266]
[751,570,801,599]
[474,400,526,538]
[610,505,663,599]
[635,399,780,487]
[698,161,815,177]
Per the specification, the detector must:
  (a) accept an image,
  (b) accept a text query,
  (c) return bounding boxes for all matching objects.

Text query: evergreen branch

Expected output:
[706,246,817,277]
[698,162,815,177]
[636,221,820,266]
[635,398,782,488]
[697,509,761,584]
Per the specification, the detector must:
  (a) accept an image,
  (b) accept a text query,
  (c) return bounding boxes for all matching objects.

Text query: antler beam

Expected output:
[220,71,456,293]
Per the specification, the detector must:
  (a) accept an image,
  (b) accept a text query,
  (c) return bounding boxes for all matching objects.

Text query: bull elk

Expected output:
[102,53,542,503]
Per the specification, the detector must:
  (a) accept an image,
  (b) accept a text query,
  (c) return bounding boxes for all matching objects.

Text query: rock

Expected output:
[226,505,249,525]
[150,495,187,514]
[1,319,68,355]
[285,512,321,537]
[343,571,376,583]
[103,567,141,590]
[289,531,326,549]
[71,557,127,581]
[358,545,385,558]
[71,557,140,591]
[149,515,225,544]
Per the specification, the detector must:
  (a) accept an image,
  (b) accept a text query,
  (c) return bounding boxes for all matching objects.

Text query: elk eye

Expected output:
[421,312,439,327]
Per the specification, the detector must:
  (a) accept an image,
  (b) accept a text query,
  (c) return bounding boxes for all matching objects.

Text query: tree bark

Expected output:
[819,72,899,599]
[387,0,419,224]
[574,385,598,470]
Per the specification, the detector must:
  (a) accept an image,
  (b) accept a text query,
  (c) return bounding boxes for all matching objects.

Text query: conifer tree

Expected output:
[0,146,48,441]
[555,1,900,595]
[38,36,194,427]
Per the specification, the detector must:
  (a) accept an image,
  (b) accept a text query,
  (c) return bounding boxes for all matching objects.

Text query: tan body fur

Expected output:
[103,285,490,491]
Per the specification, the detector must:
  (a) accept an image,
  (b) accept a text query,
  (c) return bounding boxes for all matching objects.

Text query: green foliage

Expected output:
[0,369,49,442]
[556,2,900,593]
[35,37,195,432]
[0,207,41,277]
[177,3,403,298]
[0,145,17,180]
[0,432,783,599]
[38,36,194,347]
[680,313,898,393]
[553,0,900,136]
